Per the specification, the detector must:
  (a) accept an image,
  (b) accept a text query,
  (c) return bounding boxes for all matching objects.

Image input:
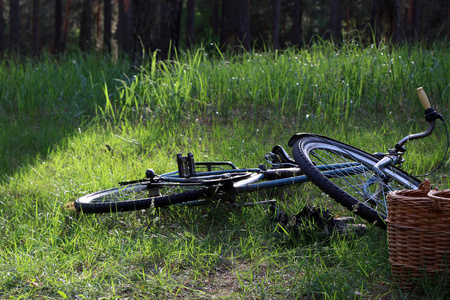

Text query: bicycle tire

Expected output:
[291,134,421,230]
[74,182,218,213]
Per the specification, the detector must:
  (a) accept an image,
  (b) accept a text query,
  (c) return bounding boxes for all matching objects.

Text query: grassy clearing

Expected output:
[0,41,449,298]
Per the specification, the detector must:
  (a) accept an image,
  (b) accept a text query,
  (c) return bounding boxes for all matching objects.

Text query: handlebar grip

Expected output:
[417,87,431,109]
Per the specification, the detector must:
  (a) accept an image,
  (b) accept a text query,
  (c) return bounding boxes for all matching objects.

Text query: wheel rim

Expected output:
[78,183,208,205]
[301,138,419,217]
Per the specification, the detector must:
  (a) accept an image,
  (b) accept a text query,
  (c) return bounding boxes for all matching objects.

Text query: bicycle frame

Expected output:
[151,160,364,196]
[132,104,442,206]
[144,111,441,205]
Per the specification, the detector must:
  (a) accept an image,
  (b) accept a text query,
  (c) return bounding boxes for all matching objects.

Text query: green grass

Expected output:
[0,41,449,298]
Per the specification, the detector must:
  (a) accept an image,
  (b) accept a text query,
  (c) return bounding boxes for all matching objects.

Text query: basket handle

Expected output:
[417,178,431,193]
[427,189,449,213]
[417,179,444,212]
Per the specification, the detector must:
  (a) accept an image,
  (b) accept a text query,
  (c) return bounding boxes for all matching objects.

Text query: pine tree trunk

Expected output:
[104,0,112,53]
[329,0,341,41]
[213,0,220,37]
[132,0,183,60]
[370,0,380,38]
[0,0,6,54]
[32,0,40,56]
[412,0,420,39]
[62,0,72,49]
[10,0,20,51]
[186,0,195,49]
[118,0,132,54]
[447,0,450,38]
[80,0,92,51]
[54,0,63,53]
[392,0,401,42]
[291,0,303,47]
[220,0,250,51]
[271,0,280,49]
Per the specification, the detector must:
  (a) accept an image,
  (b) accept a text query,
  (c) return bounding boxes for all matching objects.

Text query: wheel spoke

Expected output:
[308,146,405,216]
[292,136,421,228]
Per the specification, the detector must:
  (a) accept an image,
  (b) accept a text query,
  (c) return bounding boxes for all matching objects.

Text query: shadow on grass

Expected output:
[0,51,135,182]
[0,116,83,182]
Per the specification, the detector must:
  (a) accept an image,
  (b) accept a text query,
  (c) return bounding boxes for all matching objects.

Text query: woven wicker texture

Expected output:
[386,179,450,285]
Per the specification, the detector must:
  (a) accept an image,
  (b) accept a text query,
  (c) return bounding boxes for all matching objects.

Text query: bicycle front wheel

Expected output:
[292,135,421,229]
[74,182,217,213]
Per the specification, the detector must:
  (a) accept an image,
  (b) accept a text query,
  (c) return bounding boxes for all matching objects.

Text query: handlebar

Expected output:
[417,87,431,109]
[393,87,444,152]
[417,87,443,123]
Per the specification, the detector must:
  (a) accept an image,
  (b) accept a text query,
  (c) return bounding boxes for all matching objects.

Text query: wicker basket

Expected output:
[386,179,450,286]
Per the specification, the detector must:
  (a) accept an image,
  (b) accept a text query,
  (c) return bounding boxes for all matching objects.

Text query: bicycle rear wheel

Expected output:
[291,135,421,229]
[74,182,217,213]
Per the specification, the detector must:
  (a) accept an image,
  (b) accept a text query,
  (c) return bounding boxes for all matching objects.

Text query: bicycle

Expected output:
[74,88,448,230]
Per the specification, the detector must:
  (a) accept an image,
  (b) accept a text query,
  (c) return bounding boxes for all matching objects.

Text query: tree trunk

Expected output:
[104,0,112,53]
[413,0,420,38]
[9,0,20,51]
[80,0,92,51]
[118,0,132,54]
[0,0,3,54]
[392,0,401,42]
[447,0,450,38]
[271,0,280,49]
[53,0,63,53]
[62,0,72,49]
[32,0,40,56]
[132,0,183,61]
[371,0,402,42]
[291,0,303,47]
[370,0,380,38]
[346,1,350,36]
[329,0,341,41]
[186,0,195,49]
[220,0,251,51]
[213,0,220,37]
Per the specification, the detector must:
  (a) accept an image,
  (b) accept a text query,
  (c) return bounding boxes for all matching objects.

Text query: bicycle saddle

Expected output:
[266,145,297,166]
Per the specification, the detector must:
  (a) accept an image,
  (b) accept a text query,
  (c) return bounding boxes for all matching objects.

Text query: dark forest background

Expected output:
[0,0,448,59]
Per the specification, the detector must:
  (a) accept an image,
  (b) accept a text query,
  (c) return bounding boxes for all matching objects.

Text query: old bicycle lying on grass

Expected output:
[75,88,448,230]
